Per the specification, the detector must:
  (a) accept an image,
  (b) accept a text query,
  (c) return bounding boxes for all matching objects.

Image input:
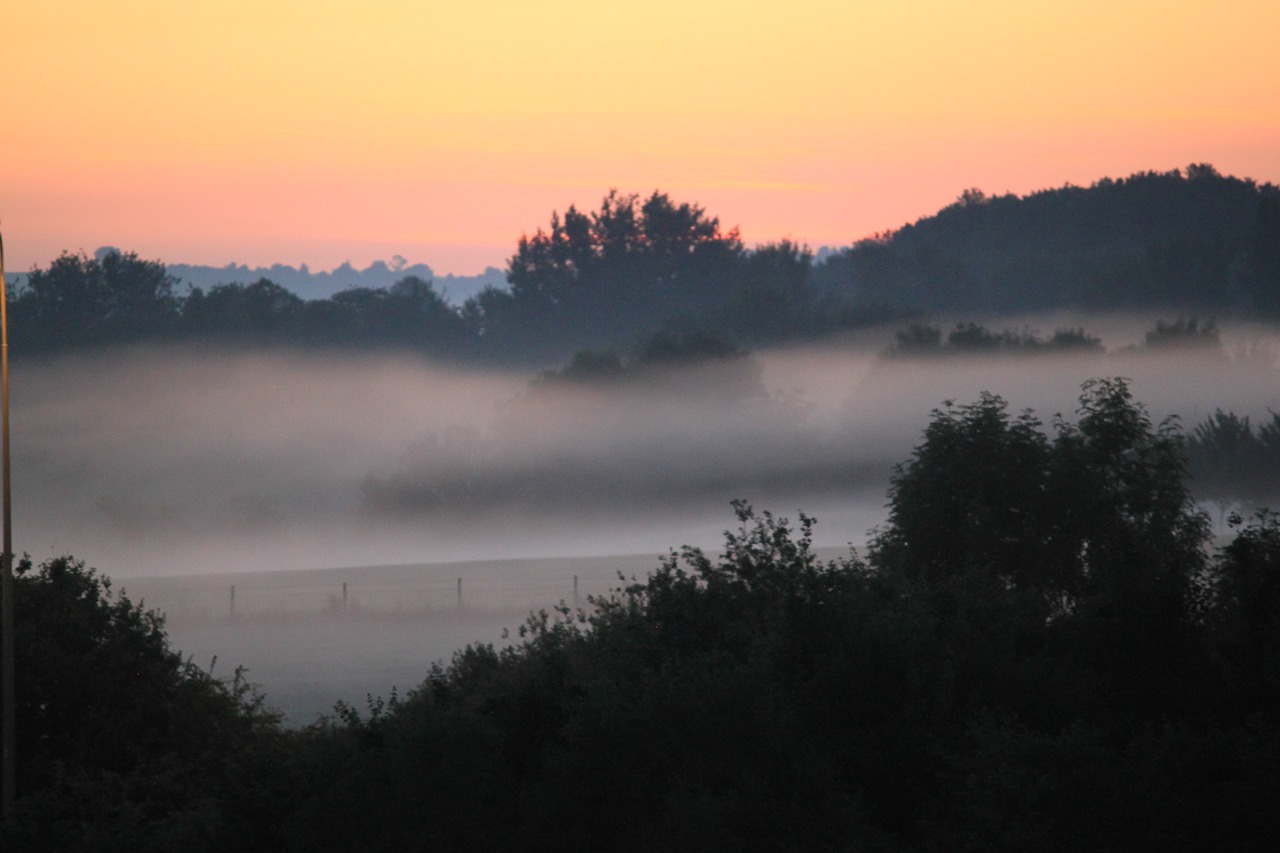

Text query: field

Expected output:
[123,551,870,724]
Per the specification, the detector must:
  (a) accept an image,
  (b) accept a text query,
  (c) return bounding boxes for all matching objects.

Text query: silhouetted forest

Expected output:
[11,165,1279,363]
[5,380,1280,851]
[815,164,1280,314]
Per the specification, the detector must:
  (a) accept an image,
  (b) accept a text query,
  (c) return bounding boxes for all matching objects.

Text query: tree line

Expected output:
[11,165,1279,364]
[4,380,1280,850]
[815,164,1280,315]
[881,316,1246,359]
[1185,409,1280,522]
[10,194,893,364]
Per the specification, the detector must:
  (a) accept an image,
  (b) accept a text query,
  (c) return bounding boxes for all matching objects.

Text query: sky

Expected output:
[3,0,1279,276]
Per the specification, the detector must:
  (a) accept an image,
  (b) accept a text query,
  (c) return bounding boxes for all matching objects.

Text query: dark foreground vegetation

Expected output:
[10,164,1280,364]
[3,379,1280,851]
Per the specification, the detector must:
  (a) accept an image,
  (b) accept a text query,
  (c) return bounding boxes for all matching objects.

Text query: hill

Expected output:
[814,164,1280,314]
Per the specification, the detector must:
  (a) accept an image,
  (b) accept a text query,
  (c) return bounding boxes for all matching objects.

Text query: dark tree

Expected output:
[870,392,1058,591]
[872,379,1212,703]
[1259,411,1280,482]
[1212,510,1280,715]
[814,166,1280,314]
[1185,410,1268,523]
[15,250,180,350]
[1247,196,1280,316]
[1,557,283,851]
[320,276,469,352]
[1142,317,1222,351]
[182,278,304,342]
[720,240,814,341]
[495,190,745,354]
[883,323,1103,359]
[885,323,943,357]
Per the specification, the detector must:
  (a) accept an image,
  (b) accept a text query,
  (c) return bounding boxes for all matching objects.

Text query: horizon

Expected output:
[4,1,1278,276]
[5,163,1274,281]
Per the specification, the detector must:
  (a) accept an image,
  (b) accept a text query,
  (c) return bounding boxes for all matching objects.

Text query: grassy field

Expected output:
[121,548,857,724]
[120,553,670,725]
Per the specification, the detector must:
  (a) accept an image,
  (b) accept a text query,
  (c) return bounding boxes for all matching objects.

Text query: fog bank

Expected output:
[14,316,1280,577]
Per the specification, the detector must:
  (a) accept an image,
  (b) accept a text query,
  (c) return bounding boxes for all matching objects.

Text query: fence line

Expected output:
[137,574,622,622]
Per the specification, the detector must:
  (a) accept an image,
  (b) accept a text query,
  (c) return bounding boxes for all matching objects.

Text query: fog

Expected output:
[14,315,1280,581]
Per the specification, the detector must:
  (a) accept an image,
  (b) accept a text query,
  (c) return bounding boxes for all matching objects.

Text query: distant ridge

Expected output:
[814,164,1280,313]
[5,254,508,306]
[164,256,507,305]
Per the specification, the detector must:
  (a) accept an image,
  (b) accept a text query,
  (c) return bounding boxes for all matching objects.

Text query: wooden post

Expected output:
[573,574,579,607]
[342,581,348,612]
[230,584,236,618]
[456,577,462,610]
[1,220,15,819]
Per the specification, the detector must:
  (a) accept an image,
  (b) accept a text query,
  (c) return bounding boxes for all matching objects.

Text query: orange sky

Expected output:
[3,0,1278,275]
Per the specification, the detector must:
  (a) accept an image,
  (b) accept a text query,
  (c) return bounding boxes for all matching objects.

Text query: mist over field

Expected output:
[13,314,1280,580]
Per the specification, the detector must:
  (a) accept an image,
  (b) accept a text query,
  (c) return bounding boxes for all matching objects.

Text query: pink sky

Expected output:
[4,1,1278,275]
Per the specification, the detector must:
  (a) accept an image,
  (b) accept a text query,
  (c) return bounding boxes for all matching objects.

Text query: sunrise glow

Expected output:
[3,0,1278,273]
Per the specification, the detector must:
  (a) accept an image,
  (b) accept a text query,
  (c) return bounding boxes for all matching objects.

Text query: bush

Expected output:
[0,557,284,852]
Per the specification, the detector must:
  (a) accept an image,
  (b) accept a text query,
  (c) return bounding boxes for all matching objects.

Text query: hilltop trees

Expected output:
[11,167,1280,363]
[1246,195,1280,316]
[14,250,180,351]
[815,166,1280,313]
[8,193,840,361]
[183,278,305,343]
[506,190,741,312]
[477,190,744,356]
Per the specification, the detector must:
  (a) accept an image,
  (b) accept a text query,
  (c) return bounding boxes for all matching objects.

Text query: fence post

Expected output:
[230,584,236,618]
[574,574,579,607]
[457,577,463,611]
[342,581,348,612]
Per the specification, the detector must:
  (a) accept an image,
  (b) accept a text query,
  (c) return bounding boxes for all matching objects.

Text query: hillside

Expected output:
[814,164,1280,314]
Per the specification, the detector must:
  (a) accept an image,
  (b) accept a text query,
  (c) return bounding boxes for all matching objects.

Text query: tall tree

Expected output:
[17,250,179,349]
[1185,410,1267,524]
[498,190,744,352]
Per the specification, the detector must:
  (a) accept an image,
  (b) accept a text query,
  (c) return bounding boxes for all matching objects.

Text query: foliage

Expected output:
[884,322,1103,358]
[533,329,761,393]
[1142,316,1222,351]
[814,166,1280,314]
[276,505,900,851]
[14,250,180,351]
[0,557,284,852]
[1210,510,1280,725]
[9,379,1280,848]
[871,378,1212,663]
[17,167,1278,365]
[183,278,304,343]
[289,381,1277,850]
[483,190,744,356]
[870,392,1058,590]
[1184,409,1280,517]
